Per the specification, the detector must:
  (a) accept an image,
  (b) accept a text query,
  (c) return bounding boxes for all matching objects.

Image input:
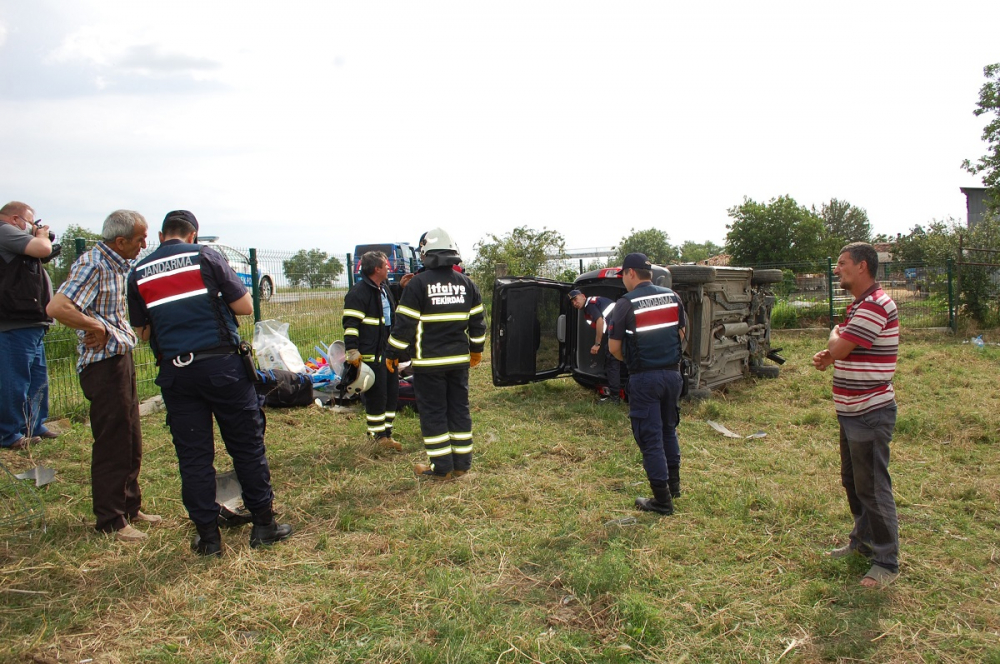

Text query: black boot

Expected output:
[635,483,675,516]
[668,465,681,498]
[192,521,222,556]
[249,507,293,548]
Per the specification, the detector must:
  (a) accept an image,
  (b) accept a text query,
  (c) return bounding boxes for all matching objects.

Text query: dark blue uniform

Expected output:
[583,295,621,399]
[127,241,274,528]
[608,282,686,492]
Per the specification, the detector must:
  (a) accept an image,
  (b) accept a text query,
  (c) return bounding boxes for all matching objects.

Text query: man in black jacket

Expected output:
[343,251,401,451]
[387,228,486,480]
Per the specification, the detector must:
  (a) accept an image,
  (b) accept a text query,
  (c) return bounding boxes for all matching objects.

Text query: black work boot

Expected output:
[668,465,681,498]
[635,484,675,516]
[249,507,293,548]
[192,521,223,557]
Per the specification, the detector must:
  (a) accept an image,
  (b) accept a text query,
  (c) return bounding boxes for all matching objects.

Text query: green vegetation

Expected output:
[3,331,999,662]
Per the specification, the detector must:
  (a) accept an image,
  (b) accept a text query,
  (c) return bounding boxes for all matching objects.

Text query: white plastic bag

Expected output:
[252,320,306,373]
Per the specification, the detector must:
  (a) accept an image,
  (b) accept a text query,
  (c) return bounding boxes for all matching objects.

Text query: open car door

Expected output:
[491,277,575,386]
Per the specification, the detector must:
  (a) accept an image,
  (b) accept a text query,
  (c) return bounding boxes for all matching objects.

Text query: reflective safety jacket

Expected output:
[130,242,241,360]
[386,267,486,372]
[610,282,685,373]
[342,274,396,362]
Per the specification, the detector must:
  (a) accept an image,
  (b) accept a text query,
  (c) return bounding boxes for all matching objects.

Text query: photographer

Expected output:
[0,201,59,450]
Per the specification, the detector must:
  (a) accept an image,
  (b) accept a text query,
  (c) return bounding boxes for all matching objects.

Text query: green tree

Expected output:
[45,223,102,288]
[725,195,826,267]
[959,215,1000,323]
[961,63,1000,213]
[468,226,567,289]
[816,198,872,253]
[890,218,962,265]
[613,228,679,266]
[678,240,724,263]
[282,249,344,288]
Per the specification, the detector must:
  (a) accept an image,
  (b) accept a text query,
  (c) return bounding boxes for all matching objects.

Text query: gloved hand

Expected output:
[385,357,398,373]
[470,352,482,368]
[346,349,362,367]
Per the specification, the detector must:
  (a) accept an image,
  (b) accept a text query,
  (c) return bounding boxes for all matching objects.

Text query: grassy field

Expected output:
[2,331,998,663]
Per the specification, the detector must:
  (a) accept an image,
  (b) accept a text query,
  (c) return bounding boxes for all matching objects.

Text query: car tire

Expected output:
[259,276,274,301]
[668,265,717,285]
[750,364,780,378]
[751,269,784,286]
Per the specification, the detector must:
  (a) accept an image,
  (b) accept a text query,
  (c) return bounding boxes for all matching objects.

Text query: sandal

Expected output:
[862,564,899,587]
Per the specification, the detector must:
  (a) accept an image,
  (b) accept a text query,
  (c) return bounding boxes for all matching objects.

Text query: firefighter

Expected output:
[126,210,292,555]
[568,289,621,403]
[343,250,400,451]
[386,228,486,480]
[608,253,687,515]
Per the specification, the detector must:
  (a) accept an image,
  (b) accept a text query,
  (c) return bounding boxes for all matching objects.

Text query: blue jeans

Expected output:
[838,403,899,573]
[627,369,682,486]
[0,326,49,447]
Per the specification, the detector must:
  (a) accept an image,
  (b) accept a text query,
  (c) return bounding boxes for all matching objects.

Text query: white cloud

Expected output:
[0,21,7,48]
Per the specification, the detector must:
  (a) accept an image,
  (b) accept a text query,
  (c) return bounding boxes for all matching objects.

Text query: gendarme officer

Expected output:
[608,253,687,515]
[127,210,292,555]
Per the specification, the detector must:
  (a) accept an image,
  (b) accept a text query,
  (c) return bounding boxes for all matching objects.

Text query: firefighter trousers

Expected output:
[412,367,472,474]
[362,358,398,438]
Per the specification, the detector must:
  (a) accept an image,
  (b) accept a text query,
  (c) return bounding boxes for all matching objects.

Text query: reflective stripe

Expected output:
[366,414,386,423]
[388,335,409,350]
[343,308,365,319]
[361,354,375,362]
[452,443,473,454]
[397,305,421,319]
[469,303,484,315]
[423,432,451,445]
[412,355,470,367]
[426,446,453,457]
[344,329,359,337]
[361,317,381,326]
[451,431,472,440]
[419,312,471,322]
[469,334,486,344]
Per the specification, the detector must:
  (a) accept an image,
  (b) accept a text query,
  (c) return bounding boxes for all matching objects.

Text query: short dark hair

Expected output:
[162,216,197,238]
[361,251,388,276]
[840,242,878,278]
[631,268,652,281]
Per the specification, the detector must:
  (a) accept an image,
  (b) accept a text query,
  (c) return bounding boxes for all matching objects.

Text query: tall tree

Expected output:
[613,228,679,266]
[816,198,872,252]
[468,226,567,288]
[679,240,724,263]
[962,63,1000,213]
[890,218,962,265]
[282,249,344,288]
[725,195,826,267]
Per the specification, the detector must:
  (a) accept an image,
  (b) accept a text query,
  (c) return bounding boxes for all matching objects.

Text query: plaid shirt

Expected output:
[56,242,138,372]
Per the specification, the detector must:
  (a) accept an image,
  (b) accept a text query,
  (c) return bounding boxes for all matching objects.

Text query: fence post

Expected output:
[249,248,262,322]
[347,253,354,286]
[826,256,835,329]
[947,257,956,333]
[75,238,86,255]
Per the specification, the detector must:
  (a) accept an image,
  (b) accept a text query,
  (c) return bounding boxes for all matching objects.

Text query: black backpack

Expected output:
[255,369,315,408]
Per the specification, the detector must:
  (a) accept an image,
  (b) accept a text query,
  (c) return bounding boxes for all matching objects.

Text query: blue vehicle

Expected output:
[352,242,417,285]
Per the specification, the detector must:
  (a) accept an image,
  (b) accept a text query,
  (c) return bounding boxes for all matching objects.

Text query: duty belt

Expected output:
[170,345,238,367]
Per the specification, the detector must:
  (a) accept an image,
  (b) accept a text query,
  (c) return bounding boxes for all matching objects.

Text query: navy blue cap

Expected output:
[162,209,199,232]
[568,289,582,299]
[621,252,651,271]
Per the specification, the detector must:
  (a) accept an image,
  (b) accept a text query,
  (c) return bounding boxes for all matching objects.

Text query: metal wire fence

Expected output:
[45,240,354,419]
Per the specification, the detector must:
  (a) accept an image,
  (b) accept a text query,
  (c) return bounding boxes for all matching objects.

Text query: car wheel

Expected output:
[259,276,274,301]
[751,269,784,286]
[750,364,780,378]
[667,265,717,285]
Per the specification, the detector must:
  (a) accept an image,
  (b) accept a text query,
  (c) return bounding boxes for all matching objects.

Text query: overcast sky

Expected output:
[1,1,997,260]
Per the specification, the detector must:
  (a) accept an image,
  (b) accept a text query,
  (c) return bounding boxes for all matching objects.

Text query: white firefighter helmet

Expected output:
[419,228,459,257]
[338,362,375,396]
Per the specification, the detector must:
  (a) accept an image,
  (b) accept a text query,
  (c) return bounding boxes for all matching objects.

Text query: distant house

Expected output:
[698,253,731,266]
[961,187,990,229]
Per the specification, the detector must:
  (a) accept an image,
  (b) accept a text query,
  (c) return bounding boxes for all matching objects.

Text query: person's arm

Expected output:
[23,224,53,259]
[592,317,605,355]
[46,293,109,349]
[228,292,253,316]
[608,338,623,361]
[826,324,858,360]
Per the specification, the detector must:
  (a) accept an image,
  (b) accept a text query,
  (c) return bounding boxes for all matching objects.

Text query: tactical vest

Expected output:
[133,242,239,359]
[621,283,682,372]
[0,254,51,324]
[584,296,615,329]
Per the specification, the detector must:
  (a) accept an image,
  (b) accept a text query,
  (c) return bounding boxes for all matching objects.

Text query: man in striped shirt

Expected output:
[812,242,899,587]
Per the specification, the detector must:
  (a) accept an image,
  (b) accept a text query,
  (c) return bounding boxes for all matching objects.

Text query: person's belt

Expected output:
[170,345,238,367]
[632,363,681,373]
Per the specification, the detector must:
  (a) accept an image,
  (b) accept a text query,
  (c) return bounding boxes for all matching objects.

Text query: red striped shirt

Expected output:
[832,285,898,415]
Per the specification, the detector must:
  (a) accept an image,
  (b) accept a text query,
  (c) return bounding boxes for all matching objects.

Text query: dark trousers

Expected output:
[838,403,899,572]
[627,369,682,487]
[157,354,274,527]
[413,368,472,474]
[79,352,143,533]
[362,358,399,438]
